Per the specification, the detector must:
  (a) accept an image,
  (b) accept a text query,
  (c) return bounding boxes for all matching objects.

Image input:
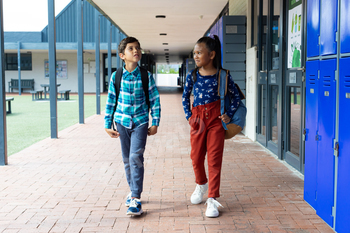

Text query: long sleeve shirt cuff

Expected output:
[152,119,160,127]
[104,121,112,129]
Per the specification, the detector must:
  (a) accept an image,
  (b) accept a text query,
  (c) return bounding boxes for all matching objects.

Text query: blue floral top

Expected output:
[182,69,241,120]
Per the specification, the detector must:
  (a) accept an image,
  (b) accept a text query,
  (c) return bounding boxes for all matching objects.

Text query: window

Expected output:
[5,53,32,71]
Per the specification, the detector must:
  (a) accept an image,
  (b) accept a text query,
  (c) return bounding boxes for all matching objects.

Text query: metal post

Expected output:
[0,0,8,165]
[48,0,58,139]
[77,0,84,124]
[95,10,100,115]
[107,21,112,84]
[17,42,21,95]
[116,29,120,68]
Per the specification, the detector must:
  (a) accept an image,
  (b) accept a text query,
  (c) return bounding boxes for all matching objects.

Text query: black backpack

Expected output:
[112,66,150,130]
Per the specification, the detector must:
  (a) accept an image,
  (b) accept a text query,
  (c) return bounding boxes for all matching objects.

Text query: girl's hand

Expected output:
[148,126,158,136]
[219,114,230,124]
[105,128,120,138]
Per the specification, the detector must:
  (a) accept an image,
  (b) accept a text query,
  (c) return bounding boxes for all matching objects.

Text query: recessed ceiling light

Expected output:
[160,33,167,36]
[162,43,168,45]
[156,15,166,18]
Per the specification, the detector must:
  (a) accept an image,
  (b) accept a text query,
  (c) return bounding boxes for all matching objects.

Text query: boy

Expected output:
[104,37,161,216]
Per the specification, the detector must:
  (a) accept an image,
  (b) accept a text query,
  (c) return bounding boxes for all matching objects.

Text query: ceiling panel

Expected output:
[88,0,228,63]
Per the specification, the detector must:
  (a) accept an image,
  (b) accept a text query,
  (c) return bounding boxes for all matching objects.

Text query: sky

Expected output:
[3,0,72,31]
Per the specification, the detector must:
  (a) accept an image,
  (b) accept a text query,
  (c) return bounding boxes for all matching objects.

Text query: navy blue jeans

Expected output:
[117,122,148,199]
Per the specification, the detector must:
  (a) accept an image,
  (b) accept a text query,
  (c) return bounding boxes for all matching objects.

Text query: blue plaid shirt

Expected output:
[104,66,161,129]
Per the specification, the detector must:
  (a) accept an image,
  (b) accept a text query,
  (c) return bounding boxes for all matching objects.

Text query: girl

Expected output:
[182,35,241,217]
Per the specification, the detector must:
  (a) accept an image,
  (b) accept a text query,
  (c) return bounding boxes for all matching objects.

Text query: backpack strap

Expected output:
[218,69,228,130]
[114,67,123,114]
[140,67,150,110]
[112,67,123,130]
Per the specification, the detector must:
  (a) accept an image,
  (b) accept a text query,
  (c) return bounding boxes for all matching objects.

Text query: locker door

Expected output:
[307,0,320,57]
[317,59,336,227]
[304,60,319,209]
[320,0,338,56]
[340,0,350,54]
[335,57,350,232]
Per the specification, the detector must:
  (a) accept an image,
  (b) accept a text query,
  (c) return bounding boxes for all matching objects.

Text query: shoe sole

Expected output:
[126,209,143,216]
[191,200,203,205]
[206,213,219,218]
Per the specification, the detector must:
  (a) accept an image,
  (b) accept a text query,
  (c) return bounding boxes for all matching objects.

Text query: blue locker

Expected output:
[304,60,319,210]
[340,0,350,54]
[218,17,223,43]
[320,0,338,56]
[317,59,336,227]
[335,57,350,232]
[307,0,320,57]
[210,21,218,37]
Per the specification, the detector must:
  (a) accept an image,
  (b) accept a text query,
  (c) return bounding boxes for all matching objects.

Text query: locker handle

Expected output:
[333,142,339,151]
[333,142,339,157]
[297,67,306,72]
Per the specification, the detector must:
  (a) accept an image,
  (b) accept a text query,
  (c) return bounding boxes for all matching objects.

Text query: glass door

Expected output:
[266,0,282,156]
[284,72,304,171]
[257,0,282,157]
[283,0,306,172]
[103,54,117,92]
[257,0,268,146]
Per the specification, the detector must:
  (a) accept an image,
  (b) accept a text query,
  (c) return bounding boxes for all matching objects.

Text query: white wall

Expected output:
[156,74,179,86]
[5,51,103,93]
[245,46,258,141]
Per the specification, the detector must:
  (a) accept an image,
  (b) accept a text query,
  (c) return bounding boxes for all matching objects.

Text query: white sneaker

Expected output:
[191,183,208,204]
[205,198,223,218]
[125,192,132,207]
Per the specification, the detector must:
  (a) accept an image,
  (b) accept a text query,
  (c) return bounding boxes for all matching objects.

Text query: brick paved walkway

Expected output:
[0,88,333,232]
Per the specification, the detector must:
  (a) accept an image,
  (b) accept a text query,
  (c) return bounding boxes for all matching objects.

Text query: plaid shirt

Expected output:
[104,66,161,129]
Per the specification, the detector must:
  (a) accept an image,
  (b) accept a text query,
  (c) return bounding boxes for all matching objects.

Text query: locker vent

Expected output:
[323,76,331,87]
[345,76,350,88]
[308,75,316,85]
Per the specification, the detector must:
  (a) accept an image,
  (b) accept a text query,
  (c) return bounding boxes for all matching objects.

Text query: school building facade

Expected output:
[1,0,349,231]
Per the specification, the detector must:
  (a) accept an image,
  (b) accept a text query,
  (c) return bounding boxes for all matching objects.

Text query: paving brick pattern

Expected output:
[0,88,334,232]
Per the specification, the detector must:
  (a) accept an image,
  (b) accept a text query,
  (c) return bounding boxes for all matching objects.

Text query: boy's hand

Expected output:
[219,114,230,124]
[105,128,120,138]
[148,126,158,136]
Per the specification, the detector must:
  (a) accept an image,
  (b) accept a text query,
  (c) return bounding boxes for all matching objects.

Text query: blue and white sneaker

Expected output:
[125,192,132,207]
[126,198,143,216]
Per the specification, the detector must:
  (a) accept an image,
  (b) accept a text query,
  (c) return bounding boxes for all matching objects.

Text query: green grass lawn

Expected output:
[5,94,107,156]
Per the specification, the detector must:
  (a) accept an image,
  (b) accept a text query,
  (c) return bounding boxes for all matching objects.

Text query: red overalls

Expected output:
[189,99,225,198]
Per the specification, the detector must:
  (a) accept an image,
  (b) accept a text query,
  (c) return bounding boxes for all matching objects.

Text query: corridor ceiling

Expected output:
[87,0,228,64]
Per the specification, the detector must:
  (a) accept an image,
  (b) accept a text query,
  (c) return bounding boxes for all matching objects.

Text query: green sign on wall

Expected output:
[287,0,303,68]
[289,0,302,9]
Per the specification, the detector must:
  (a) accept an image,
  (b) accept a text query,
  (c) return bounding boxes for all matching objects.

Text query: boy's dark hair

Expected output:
[196,35,222,70]
[118,37,141,54]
